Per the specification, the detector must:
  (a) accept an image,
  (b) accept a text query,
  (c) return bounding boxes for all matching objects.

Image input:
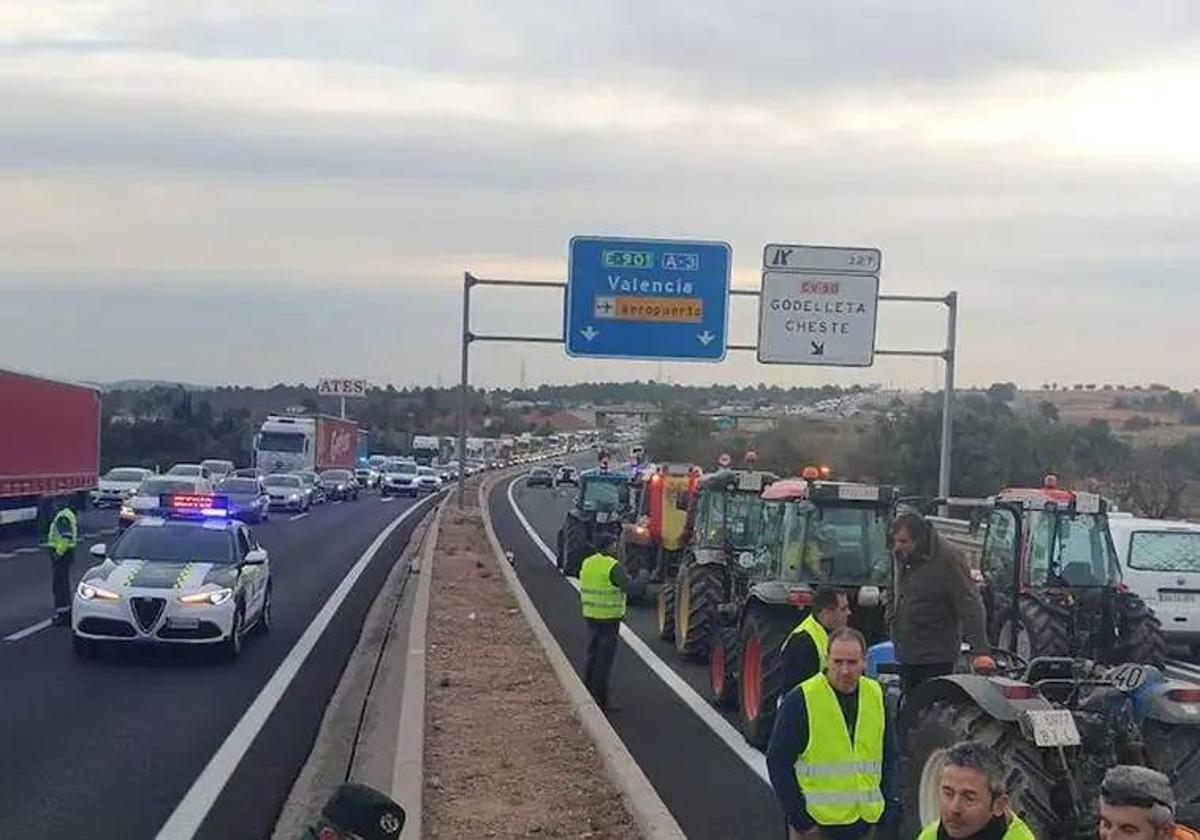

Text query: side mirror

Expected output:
[90,543,107,558]
[243,548,268,566]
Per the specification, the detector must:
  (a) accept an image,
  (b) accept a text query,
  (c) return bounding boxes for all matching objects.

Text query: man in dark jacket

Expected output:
[890,512,993,696]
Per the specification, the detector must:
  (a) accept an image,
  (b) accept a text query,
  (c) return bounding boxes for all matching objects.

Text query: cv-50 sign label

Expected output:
[756,244,881,367]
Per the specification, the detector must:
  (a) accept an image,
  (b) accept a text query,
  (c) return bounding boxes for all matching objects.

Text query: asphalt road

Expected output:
[489,474,782,840]
[0,490,441,840]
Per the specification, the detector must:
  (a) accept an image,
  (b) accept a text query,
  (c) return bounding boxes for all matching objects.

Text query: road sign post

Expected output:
[317,378,368,420]
[565,236,731,361]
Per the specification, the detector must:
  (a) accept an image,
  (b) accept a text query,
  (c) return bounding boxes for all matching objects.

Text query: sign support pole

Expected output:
[937,292,958,516]
[340,396,346,419]
[457,272,474,506]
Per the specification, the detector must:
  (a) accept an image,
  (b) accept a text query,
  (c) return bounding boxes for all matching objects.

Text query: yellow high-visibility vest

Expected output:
[795,674,885,826]
[918,813,1036,839]
[783,613,829,676]
[579,553,626,621]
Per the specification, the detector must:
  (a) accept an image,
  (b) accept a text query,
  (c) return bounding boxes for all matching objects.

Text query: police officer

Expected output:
[579,534,632,711]
[780,586,851,691]
[917,741,1035,839]
[767,627,896,839]
[1099,765,1200,840]
[45,501,79,626]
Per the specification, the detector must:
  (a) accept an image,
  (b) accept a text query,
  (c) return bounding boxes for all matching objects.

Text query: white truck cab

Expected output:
[1109,516,1200,653]
[255,416,316,474]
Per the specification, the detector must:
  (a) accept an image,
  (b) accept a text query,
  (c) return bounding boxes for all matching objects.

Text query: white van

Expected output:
[1109,516,1200,652]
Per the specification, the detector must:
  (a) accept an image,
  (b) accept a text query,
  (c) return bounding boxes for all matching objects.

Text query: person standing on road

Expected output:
[781,586,852,691]
[579,535,632,711]
[890,511,993,696]
[45,500,79,626]
[1099,765,1200,840]
[767,627,897,840]
[917,740,1035,839]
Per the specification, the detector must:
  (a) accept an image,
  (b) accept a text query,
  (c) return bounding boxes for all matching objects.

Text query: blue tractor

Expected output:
[555,467,634,577]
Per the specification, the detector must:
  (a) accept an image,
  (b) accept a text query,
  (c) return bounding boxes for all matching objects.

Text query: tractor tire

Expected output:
[561,520,589,578]
[737,606,792,749]
[708,624,739,710]
[1145,721,1200,829]
[656,584,676,642]
[998,593,1071,661]
[901,699,1059,839]
[675,562,723,660]
[1114,591,1167,667]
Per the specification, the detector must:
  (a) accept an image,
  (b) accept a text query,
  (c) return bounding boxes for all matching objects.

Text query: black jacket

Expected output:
[891,530,988,665]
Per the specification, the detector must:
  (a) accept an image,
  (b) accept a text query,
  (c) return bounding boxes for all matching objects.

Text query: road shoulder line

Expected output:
[480,474,687,840]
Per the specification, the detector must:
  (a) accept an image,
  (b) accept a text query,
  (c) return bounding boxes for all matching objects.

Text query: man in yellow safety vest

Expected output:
[579,535,632,711]
[780,586,852,691]
[917,740,1035,839]
[767,627,896,839]
[45,501,79,626]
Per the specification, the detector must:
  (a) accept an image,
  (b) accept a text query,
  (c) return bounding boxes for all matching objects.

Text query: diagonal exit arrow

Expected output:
[811,341,825,356]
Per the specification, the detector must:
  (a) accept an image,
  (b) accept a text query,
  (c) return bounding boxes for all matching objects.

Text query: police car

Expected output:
[72,493,271,661]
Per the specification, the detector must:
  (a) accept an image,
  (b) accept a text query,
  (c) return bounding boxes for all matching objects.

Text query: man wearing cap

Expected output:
[1100,766,1200,840]
[579,534,634,711]
[917,740,1035,839]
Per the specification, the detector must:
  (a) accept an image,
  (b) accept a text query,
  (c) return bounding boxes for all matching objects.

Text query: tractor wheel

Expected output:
[737,606,792,749]
[708,624,740,710]
[901,699,1058,839]
[1145,721,1200,829]
[1114,591,1167,667]
[656,583,676,642]
[998,593,1071,661]
[675,562,723,660]
[561,519,589,578]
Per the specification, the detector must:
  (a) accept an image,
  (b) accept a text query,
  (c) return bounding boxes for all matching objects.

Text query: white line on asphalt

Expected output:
[504,478,771,786]
[155,494,438,840]
[333,500,343,506]
[380,496,397,503]
[289,513,309,522]
[0,552,15,559]
[4,618,53,642]
[13,547,39,555]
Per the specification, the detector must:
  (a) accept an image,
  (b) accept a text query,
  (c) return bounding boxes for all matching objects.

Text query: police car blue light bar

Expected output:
[159,493,231,518]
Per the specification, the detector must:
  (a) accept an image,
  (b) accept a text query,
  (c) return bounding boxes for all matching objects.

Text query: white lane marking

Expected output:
[288,513,309,522]
[380,496,397,503]
[504,478,770,785]
[333,500,343,506]
[0,552,15,559]
[4,618,53,642]
[13,547,40,555]
[156,494,438,839]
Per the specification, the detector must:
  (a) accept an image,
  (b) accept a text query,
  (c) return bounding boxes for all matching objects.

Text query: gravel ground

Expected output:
[424,500,642,839]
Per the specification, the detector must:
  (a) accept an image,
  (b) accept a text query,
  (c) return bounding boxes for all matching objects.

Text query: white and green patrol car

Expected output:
[72,494,271,660]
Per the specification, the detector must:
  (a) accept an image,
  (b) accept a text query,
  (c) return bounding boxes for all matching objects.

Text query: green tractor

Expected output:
[665,469,778,660]
[555,467,634,577]
[711,473,898,748]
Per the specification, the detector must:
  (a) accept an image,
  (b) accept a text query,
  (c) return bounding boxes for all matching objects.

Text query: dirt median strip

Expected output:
[425,493,642,839]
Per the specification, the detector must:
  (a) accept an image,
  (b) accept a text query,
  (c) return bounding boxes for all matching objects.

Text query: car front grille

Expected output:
[131,597,166,632]
[78,617,136,638]
[158,621,223,640]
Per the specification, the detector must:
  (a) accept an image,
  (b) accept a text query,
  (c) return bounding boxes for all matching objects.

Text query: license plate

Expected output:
[1022,709,1081,747]
[168,617,200,630]
[1160,591,1199,603]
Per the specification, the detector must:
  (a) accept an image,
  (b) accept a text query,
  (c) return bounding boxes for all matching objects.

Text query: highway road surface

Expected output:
[489,469,1200,839]
[0,491,440,840]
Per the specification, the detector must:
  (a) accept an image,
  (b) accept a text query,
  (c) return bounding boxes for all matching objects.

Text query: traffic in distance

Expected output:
[519,446,1200,839]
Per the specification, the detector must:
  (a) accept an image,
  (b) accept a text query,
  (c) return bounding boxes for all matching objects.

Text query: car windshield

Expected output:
[580,478,624,512]
[697,492,768,551]
[390,463,417,475]
[297,474,316,485]
[1128,531,1200,573]
[1028,512,1119,587]
[105,468,145,482]
[321,470,351,481]
[202,461,231,470]
[259,431,306,453]
[777,503,891,586]
[112,523,235,564]
[264,475,300,488]
[418,468,435,477]
[168,465,201,476]
[137,478,197,496]
[218,479,260,494]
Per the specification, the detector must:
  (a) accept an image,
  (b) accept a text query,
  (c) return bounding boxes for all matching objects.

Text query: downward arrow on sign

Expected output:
[811,341,825,356]
[580,326,599,341]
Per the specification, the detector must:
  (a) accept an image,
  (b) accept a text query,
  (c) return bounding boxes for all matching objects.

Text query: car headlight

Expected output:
[119,505,135,518]
[78,581,120,601]
[179,588,233,606]
[288,493,300,501]
[336,484,346,491]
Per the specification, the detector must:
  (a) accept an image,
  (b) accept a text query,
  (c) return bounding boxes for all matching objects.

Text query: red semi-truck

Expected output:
[253,414,358,473]
[0,368,101,530]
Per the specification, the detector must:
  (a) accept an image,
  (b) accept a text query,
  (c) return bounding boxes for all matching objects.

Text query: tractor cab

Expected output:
[969,475,1164,666]
[555,465,634,577]
[620,462,699,586]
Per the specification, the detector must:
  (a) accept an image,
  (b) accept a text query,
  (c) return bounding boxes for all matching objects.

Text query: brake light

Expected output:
[1000,683,1036,700]
[786,589,814,607]
[1168,688,1200,703]
[801,466,820,480]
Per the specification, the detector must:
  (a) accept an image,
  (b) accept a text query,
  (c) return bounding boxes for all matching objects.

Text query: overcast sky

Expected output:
[2,2,1198,391]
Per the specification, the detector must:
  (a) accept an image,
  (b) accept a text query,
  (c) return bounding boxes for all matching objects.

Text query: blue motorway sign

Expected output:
[565,236,731,361]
